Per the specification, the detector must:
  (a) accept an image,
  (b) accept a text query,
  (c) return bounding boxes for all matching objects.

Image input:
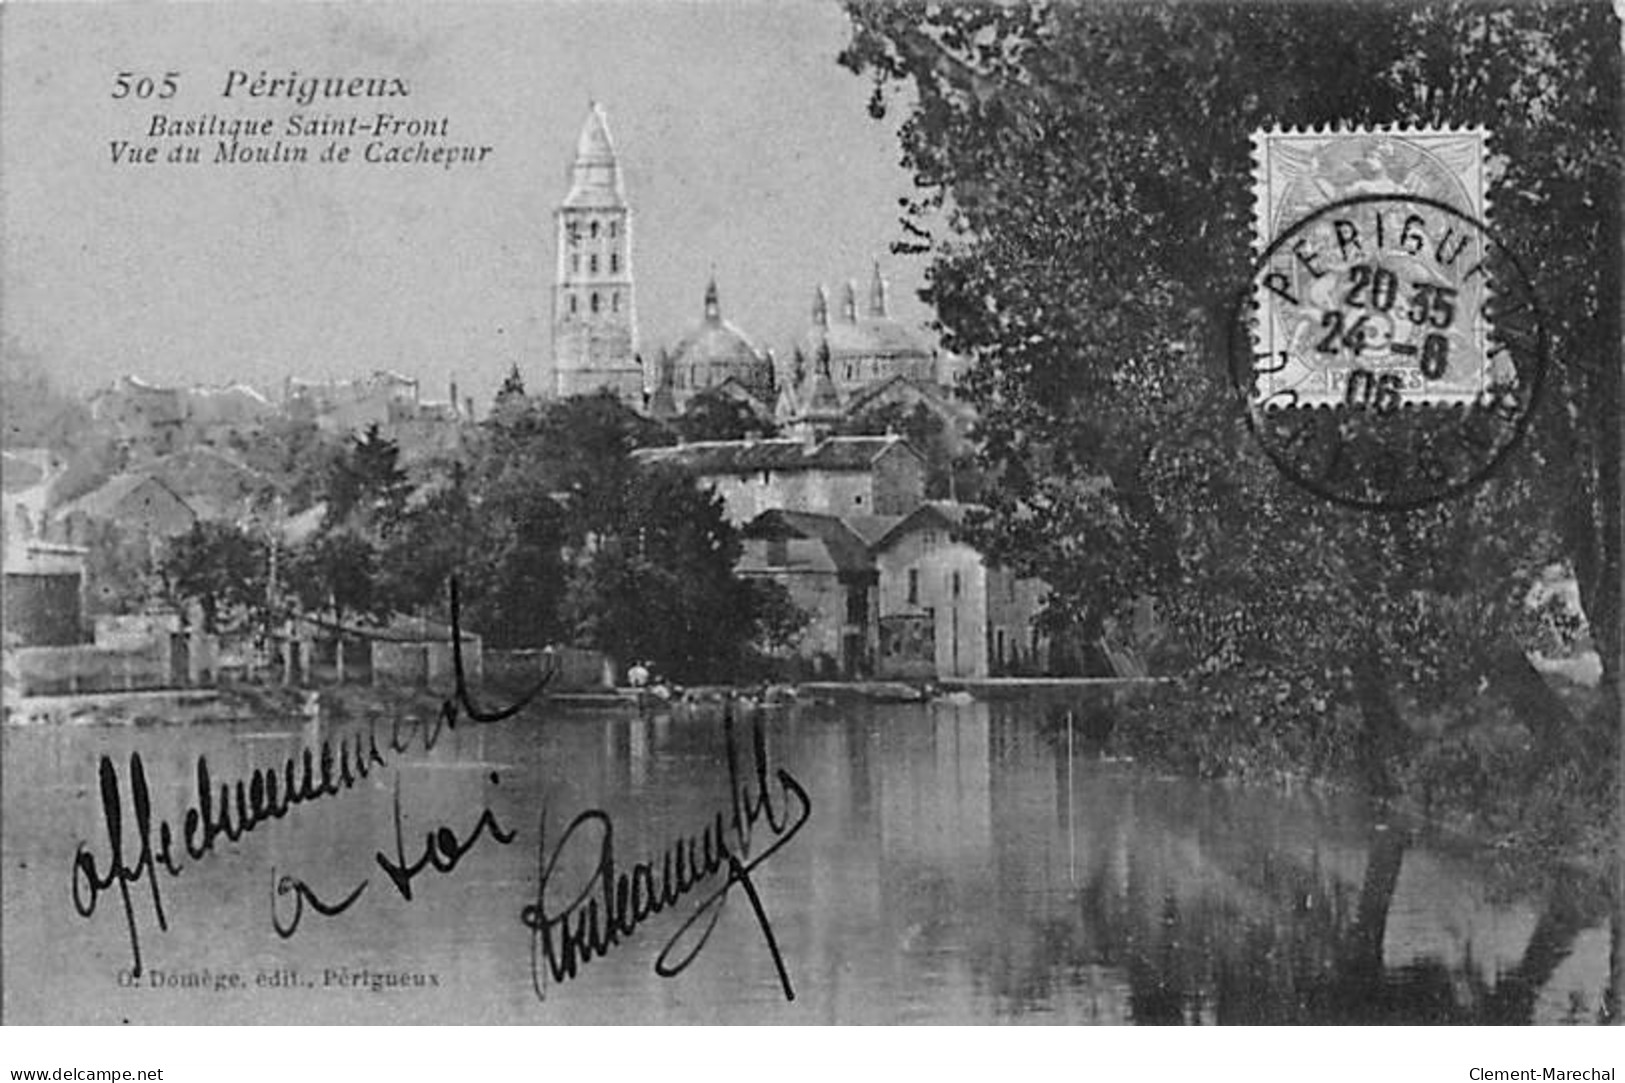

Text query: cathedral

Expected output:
[546,104,964,427]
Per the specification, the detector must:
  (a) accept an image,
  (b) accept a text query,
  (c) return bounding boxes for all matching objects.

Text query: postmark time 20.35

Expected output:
[1233,127,1545,511]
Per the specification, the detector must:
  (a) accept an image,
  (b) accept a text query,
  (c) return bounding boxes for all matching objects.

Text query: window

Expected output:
[612,292,619,312]
[569,294,578,314]
[591,292,600,313]
[846,588,867,626]
[590,254,599,274]
[854,493,864,507]
[951,571,961,598]
[570,254,580,273]
[610,253,619,273]
[907,568,919,605]
[609,221,619,239]
[590,221,600,239]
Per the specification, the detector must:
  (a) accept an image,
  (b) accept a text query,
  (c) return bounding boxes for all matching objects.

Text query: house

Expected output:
[52,473,197,546]
[738,509,879,678]
[287,613,483,688]
[89,376,281,458]
[89,376,187,457]
[3,449,57,545]
[144,446,280,524]
[365,615,483,688]
[733,497,1051,682]
[8,612,216,695]
[2,541,86,648]
[4,450,89,647]
[285,370,468,465]
[871,502,1048,680]
[634,434,926,524]
[285,370,421,433]
[182,383,275,448]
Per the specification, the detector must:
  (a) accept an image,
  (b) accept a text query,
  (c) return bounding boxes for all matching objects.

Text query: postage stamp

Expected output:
[1234,126,1546,510]
[1249,127,1495,407]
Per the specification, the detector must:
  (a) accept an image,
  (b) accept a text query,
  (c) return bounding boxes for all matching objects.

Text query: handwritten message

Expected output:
[68,583,810,1004]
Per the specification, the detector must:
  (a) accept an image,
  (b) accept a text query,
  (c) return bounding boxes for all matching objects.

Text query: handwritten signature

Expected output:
[522,702,810,1002]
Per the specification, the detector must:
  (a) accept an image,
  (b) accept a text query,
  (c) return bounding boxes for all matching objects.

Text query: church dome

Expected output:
[668,279,774,402]
[800,266,937,391]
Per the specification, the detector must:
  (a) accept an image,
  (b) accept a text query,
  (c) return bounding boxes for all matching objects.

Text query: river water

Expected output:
[2,694,1613,1024]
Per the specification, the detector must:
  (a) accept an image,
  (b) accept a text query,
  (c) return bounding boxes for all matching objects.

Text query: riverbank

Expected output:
[1102,669,1618,879]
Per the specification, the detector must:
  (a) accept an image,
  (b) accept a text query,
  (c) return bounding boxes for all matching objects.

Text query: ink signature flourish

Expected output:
[522,702,811,1002]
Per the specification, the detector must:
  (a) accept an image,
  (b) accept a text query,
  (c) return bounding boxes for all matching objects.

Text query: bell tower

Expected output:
[552,103,643,404]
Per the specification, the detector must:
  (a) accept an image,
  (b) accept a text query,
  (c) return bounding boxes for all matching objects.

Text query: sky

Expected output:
[0,1,931,412]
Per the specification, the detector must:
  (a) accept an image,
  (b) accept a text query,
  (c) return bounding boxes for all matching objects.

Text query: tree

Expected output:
[744,577,812,658]
[158,521,269,633]
[239,415,345,512]
[324,422,410,533]
[458,390,685,649]
[496,363,527,403]
[674,391,778,443]
[285,526,387,681]
[377,468,477,619]
[561,465,767,682]
[840,3,1619,793]
[460,478,572,649]
[287,529,381,625]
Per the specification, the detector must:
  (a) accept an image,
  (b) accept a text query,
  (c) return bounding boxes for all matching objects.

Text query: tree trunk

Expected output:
[1606,893,1622,1024]
[1482,868,1602,1023]
[1479,638,1578,755]
[1346,824,1409,982]
[1351,647,1407,797]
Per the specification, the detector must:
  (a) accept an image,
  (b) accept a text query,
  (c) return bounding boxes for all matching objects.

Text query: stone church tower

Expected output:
[552,103,644,404]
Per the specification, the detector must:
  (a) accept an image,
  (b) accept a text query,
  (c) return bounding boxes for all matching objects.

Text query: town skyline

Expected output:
[0,2,935,412]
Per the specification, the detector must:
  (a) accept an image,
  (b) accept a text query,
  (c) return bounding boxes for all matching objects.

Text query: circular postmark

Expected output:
[1229,192,1547,512]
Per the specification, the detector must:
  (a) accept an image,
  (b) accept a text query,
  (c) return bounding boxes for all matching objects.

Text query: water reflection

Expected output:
[1,696,1612,1023]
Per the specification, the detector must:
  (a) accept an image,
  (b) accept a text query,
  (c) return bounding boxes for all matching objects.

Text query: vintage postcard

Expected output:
[2,1,1618,1033]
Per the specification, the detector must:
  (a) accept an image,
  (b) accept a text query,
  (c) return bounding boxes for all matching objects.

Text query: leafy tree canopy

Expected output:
[674,391,779,443]
[159,520,269,633]
[841,0,1619,788]
[324,422,411,532]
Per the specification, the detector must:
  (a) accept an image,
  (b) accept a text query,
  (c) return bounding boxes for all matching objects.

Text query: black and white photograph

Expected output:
[1,0,1619,1045]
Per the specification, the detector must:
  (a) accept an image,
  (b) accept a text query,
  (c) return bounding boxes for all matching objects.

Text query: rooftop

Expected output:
[635,434,921,476]
[742,509,874,574]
